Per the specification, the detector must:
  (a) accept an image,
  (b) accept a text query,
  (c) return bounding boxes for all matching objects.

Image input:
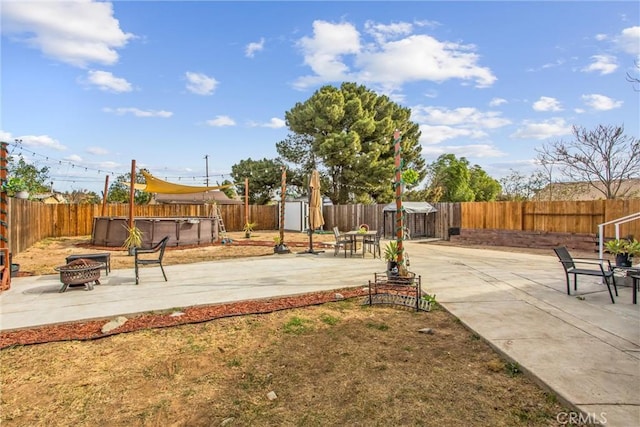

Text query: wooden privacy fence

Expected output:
[321,202,459,241]
[7,198,639,257]
[7,200,278,256]
[461,200,640,238]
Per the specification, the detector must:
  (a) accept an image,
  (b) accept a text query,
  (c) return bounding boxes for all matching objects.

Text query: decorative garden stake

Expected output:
[0,142,10,290]
[393,129,405,271]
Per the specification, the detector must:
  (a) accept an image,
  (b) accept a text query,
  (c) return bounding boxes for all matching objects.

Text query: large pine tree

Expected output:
[281,82,425,204]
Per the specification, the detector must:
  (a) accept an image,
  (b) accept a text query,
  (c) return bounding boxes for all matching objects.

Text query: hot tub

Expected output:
[91,216,219,247]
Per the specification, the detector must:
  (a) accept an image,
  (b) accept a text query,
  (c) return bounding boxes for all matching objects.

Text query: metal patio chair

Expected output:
[135,236,169,285]
[553,246,618,303]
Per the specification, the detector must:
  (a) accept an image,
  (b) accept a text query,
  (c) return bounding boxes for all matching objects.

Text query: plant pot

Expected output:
[245,232,251,238]
[387,261,399,277]
[128,247,137,256]
[615,253,632,267]
[15,191,29,199]
[274,244,290,254]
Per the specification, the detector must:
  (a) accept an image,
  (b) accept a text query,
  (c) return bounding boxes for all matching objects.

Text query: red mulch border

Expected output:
[0,287,369,349]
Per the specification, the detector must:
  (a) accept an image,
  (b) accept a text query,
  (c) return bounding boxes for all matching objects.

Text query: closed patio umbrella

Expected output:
[301,170,325,254]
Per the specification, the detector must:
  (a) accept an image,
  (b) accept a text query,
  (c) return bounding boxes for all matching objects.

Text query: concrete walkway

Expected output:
[1,241,638,426]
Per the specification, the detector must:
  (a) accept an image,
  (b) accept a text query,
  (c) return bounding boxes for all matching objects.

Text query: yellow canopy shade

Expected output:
[125,170,234,194]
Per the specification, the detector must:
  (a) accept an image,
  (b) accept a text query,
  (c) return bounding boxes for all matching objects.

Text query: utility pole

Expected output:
[204,155,209,186]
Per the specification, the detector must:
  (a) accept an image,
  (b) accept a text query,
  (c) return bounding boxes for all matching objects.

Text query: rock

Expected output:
[418,328,434,335]
[266,391,277,401]
[101,316,128,334]
[334,293,345,300]
[170,311,185,317]
[220,417,235,426]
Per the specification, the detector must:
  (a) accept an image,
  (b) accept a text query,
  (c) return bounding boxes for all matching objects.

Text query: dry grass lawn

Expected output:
[1,232,573,426]
[1,300,569,426]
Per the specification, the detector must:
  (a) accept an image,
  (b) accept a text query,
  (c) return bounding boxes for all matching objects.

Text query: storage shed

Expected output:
[382,202,437,239]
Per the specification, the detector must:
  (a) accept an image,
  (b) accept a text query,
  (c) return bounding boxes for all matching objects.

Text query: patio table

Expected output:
[345,230,378,258]
[613,266,640,304]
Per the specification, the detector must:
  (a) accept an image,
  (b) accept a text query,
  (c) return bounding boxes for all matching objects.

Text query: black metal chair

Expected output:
[553,246,618,303]
[134,236,169,285]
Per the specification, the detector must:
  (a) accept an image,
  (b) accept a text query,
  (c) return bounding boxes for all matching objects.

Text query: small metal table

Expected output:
[65,253,111,275]
[613,266,639,304]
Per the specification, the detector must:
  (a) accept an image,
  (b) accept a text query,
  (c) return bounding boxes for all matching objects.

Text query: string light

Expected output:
[4,135,407,192]
[3,140,231,183]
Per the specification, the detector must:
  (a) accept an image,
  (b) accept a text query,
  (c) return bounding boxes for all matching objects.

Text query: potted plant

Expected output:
[3,177,29,199]
[383,239,415,281]
[623,238,640,265]
[273,236,290,254]
[604,238,633,267]
[243,221,257,238]
[383,240,400,276]
[122,224,143,256]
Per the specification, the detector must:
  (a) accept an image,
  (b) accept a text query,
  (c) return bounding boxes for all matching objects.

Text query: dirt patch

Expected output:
[11,231,339,276]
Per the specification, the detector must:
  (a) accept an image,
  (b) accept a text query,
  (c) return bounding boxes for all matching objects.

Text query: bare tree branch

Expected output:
[535,124,640,199]
[627,60,640,92]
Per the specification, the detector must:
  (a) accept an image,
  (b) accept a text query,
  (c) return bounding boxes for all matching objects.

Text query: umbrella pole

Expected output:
[301,213,324,255]
[300,177,324,255]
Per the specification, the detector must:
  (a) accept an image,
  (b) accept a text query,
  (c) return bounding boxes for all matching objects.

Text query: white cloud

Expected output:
[364,20,413,44]
[102,107,173,118]
[489,98,507,107]
[66,154,83,163]
[185,72,218,95]
[510,118,572,140]
[294,20,496,92]
[614,26,640,56]
[582,55,618,75]
[421,143,505,159]
[97,161,119,170]
[581,94,623,111]
[532,96,563,112]
[357,35,496,90]
[17,134,67,151]
[418,125,488,145]
[294,21,361,89]
[412,106,511,129]
[262,118,286,128]
[423,89,438,99]
[84,70,132,93]
[0,131,13,142]
[86,146,108,155]
[206,115,236,127]
[245,38,265,58]
[1,1,133,68]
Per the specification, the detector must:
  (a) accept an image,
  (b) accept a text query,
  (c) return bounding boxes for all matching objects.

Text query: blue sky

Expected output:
[1,0,639,194]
